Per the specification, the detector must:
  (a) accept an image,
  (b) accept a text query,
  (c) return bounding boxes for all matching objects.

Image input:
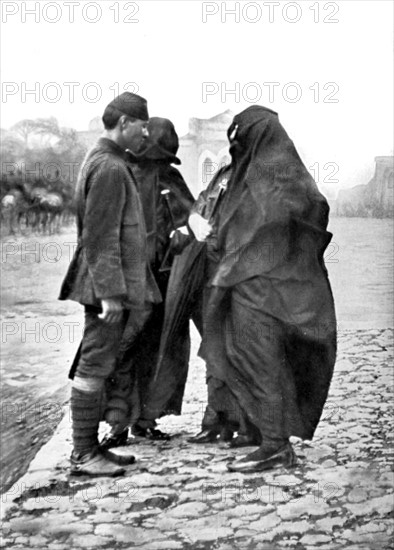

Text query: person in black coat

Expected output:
[59,93,161,476]
[101,117,195,446]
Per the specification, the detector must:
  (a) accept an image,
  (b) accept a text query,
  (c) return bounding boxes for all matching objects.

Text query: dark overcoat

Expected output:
[59,138,160,309]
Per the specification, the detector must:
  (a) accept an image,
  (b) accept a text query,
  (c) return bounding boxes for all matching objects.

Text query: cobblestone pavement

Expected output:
[1,328,393,550]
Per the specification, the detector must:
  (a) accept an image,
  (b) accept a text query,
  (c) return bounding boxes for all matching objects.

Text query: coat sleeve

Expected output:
[159,166,194,229]
[190,188,210,218]
[82,159,128,300]
[190,166,231,220]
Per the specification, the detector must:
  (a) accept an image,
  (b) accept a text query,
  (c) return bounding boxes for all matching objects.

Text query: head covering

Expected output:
[137,117,181,164]
[211,105,332,287]
[106,92,149,121]
[219,105,328,228]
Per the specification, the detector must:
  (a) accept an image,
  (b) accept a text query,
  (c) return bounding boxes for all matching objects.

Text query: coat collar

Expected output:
[96,137,127,160]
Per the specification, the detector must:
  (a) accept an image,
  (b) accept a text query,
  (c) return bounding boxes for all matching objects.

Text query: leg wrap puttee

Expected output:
[71,377,104,456]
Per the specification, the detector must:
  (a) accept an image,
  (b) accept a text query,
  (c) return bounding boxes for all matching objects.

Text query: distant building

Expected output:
[372,156,394,212]
[178,110,233,197]
[333,156,394,217]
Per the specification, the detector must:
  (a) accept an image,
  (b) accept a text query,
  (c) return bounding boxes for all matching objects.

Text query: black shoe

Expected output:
[132,426,171,441]
[100,428,129,450]
[70,448,125,477]
[187,428,220,444]
[102,447,136,466]
[227,442,296,473]
[228,434,260,448]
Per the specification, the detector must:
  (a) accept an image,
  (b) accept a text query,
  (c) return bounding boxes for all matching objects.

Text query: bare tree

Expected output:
[11,119,38,148]
[11,117,61,148]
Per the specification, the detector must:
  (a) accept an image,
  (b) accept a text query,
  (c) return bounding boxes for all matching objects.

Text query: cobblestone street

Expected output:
[1,327,393,550]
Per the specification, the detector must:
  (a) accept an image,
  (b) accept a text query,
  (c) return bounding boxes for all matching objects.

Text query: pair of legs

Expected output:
[102,300,171,443]
[70,306,132,475]
[103,265,195,444]
[192,280,309,470]
[192,377,261,446]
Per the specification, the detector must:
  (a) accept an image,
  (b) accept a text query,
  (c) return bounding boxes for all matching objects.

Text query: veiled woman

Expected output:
[101,117,195,446]
[188,105,337,472]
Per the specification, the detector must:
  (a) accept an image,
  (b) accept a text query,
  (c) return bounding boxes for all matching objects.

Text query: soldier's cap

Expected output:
[106,92,149,121]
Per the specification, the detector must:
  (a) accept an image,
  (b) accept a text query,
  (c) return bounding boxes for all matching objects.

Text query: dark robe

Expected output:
[191,106,336,442]
[105,157,195,427]
[131,160,194,417]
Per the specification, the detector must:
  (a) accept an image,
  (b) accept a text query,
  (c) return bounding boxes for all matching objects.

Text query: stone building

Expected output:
[371,156,394,213]
[177,110,233,197]
[75,116,394,218]
[334,156,393,217]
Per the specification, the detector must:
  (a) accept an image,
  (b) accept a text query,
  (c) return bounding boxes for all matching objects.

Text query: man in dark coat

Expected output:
[187,106,337,472]
[59,93,161,476]
[101,117,195,446]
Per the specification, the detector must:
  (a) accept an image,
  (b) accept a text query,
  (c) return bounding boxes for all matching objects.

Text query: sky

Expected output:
[1,0,393,193]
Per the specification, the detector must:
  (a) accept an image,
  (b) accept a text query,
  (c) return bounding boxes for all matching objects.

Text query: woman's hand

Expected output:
[188,213,213,242]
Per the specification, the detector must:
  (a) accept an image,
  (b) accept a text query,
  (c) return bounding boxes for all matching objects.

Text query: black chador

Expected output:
[187,106,337,472]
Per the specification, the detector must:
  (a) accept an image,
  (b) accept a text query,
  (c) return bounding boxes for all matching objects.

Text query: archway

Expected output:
[217,146,231,170]
[198,150,217,191]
